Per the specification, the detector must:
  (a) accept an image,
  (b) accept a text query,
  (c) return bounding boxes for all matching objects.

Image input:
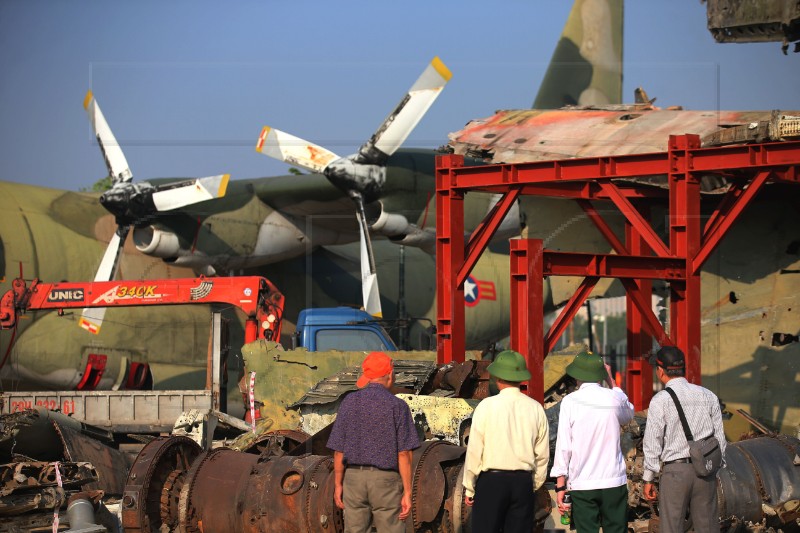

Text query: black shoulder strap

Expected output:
[665,387,694,442]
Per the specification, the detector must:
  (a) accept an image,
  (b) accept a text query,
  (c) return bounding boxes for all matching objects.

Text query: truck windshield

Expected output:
[315,328,390,351]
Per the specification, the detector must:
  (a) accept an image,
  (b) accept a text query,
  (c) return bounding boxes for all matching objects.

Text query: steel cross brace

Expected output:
[435,136,800,404]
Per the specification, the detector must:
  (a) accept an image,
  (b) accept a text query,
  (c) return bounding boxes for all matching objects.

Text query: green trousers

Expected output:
[569,484,628,533]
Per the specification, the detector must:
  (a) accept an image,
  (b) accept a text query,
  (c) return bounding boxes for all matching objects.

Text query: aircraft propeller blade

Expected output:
[82,91,232,335]
[151,174,230,211]
[355,56,452,164]
[254,57,450,316]
[356,198,382,318]
[255,126,340,174]
[78,226,129,335]
[83,90,133,184]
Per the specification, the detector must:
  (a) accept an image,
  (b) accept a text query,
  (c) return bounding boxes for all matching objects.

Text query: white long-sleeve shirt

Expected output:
[550,383,634,490]
[462,387,550,498]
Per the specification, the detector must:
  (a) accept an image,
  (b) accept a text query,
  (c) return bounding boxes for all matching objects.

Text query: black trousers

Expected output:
[471,470,534,533]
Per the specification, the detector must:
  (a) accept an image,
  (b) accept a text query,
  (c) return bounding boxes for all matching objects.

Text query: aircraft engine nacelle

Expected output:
[132,226,217,275]
[365,202,435,253]
[132,226,184,259]
[368,208,411,237]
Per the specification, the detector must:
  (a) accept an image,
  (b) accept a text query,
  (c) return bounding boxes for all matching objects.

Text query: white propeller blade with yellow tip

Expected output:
[80,91,229,334]
[254,57,451,317]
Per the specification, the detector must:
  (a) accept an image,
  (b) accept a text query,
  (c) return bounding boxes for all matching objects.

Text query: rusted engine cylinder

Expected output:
[177,449,341,532]
[124,436,564,533]
[718,434,800,527]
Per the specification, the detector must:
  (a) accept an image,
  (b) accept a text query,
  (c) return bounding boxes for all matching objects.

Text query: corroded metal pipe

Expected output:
[122,437,481,532]
[180,450,338,532]
[718,434,800,528]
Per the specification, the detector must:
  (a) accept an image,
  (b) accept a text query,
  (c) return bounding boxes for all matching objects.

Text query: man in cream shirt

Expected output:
[463,350,550,533]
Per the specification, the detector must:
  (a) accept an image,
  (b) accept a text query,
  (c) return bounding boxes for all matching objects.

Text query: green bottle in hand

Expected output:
[560,493,572,526]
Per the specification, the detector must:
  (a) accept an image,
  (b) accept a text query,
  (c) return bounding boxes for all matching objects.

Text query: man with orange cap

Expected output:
[327,351,420,533]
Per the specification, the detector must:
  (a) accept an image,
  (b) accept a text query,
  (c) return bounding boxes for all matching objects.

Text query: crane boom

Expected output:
[0,276,285,343]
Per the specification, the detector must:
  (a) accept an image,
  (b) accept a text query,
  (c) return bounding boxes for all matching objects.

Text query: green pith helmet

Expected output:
[487,350,532,382]
[565,351,605,382]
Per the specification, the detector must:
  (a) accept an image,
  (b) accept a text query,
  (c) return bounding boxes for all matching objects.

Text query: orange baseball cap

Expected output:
[356,351,393,388]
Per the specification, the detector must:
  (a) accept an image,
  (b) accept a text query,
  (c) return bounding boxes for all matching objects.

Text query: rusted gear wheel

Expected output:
[159,469,185,528]
[121,436,201,533]
[440,464,463,533]
[411,440,465,530]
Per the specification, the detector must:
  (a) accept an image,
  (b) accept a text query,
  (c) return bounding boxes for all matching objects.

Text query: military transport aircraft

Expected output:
[0,0,623,399]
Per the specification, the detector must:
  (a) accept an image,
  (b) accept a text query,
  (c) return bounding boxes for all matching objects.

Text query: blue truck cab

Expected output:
[293,307,398,352]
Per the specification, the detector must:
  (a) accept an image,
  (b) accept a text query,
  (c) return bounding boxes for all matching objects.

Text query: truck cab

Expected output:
[293,307,397,352]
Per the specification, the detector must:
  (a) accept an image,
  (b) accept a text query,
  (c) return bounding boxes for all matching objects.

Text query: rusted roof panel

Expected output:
[448,107,800,165]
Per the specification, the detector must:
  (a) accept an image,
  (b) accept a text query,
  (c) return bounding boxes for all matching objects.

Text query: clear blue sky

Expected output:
[1,1,798,191]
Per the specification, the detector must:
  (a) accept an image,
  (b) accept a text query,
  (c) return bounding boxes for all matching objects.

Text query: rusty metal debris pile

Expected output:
[0,407,131,531]
[121,433,553,533]
[3,358,798,532]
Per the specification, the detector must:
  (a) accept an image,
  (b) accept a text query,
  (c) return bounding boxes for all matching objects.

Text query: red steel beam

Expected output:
[459,188,521,286]
[599,181,671,257]
[692,170,772,274]
[510,239,544,400]
[476,183,667,200]
[578,199,629,255]
[668,135,702,384]
[436,155,466,364]
[624,217,654,411]
[543,252,685,280]
[544,277,599,355]
[702,182,743,238]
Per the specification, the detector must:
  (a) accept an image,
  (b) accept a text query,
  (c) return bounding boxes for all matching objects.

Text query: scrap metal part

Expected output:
[121,436,201,533]
[706,0,800,50]
[447,106,800,194]
[0,407,129,495]
[123,437,551,533]
[718,434,800,528]
[0,460,99,532]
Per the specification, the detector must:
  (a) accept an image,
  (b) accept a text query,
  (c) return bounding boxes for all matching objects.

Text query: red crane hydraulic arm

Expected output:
[0,276,285,343]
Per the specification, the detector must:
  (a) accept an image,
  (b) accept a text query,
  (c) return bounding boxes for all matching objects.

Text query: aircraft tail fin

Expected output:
[532,0,623,109]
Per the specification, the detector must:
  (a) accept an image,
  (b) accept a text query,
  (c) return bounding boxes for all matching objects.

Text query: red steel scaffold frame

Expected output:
[436,134,800,410]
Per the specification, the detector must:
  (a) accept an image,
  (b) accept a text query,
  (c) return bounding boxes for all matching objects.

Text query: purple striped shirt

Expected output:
[327,383,420,470]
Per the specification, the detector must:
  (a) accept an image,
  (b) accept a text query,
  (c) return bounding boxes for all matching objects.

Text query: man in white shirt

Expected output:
[550,351,635,533]
[462,350,550,533]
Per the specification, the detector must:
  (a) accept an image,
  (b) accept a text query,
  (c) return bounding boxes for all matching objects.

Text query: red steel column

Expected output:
[668,135,703,384]
[510,239,544,401]
[625,213,654,411]
[436,155,466,364]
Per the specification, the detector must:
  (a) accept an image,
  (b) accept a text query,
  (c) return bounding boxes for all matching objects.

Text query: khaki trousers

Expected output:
[343,467,404,533]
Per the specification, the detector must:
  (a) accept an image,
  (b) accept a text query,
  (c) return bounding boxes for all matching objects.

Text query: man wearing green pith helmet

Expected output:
[462,350,550,533]
[550,351,635,533]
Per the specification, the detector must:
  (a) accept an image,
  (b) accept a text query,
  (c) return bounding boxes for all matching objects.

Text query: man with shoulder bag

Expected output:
[642,346,727,533]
